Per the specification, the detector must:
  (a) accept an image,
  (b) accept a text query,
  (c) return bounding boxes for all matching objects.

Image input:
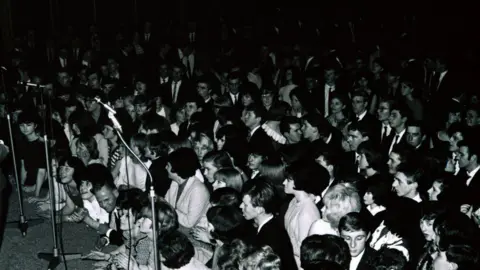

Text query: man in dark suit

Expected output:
[456,138,480,200]
[242,104,275,155]
[338,212,378,270]
[351,91,381,144]
[385,101,411,156]
[160,62,192,106]
[406,121,429,154]
[241,179,297,270]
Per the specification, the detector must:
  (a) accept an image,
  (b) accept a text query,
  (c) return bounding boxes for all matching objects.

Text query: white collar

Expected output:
[250,125,261,137]
[350,249,365,270]
[357,110,367,121]
[467,165,480,178]
[257,215,274,233]
[394,128,407,139]
[325,133,332,144]
[411,193,422,203]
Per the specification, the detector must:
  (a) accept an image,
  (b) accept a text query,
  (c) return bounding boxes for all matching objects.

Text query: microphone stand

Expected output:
[2,68,44,235]
[33,84,82,269]
[105,109,160,270]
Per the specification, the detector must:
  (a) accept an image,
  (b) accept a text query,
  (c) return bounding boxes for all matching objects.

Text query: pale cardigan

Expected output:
[165,176,210,229]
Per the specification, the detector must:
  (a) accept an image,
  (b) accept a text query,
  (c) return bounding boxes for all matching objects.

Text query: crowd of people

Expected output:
[1,11,480,270]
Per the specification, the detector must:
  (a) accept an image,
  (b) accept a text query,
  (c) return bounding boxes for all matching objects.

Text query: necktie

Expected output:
[382,126,388,141]
[394,134,400,144]
[186,57,191,78]
[172,82,178,103]
[233,94,237,104]
[431,72,440,92]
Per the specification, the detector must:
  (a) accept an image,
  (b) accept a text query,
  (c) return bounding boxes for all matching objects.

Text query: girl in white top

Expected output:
[115,133,152,191]
[283,161,326,269]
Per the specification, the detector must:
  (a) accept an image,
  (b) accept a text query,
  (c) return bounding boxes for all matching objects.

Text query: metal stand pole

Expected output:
[34,85,82,269]
[1,68,43,235]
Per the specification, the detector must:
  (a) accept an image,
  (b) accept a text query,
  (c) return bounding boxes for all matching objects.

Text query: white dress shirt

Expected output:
[467,165,480,186]
[350,249,365,270]
[388,128,406,154]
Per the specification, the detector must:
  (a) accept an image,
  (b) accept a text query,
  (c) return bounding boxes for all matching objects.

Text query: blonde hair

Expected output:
[239,246,281,270]
[323,183,361,228]
[214,167,245,192]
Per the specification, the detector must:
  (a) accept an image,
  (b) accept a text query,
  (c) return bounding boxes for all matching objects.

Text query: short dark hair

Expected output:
[396,162,423,184]
[242,178,279,215]
[244,104,266,121]
[89,164,116,193]
[280,116,301,135]
[338,212,371,234]
[207,206,245,243]
[286,160,329,196]
[167,148,200,179]
[390,101,412,121]
[301,234,351,270]
[348,121,371,138]
[116,188,147,217]
[159,231,195,269]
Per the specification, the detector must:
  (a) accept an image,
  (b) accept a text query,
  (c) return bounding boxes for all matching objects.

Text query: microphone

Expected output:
[94,97,122,132]
[94,96,116,115]
[17,81,46,88]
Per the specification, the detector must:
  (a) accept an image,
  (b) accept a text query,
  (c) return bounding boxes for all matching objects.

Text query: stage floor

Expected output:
[0,185,103,270]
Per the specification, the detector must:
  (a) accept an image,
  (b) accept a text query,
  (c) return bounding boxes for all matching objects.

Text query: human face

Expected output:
[301,121,316,141]
[358,153,369,170]
[119,209,136,231]
[340,230,369,257]
[59,164,75,184]
[212,178,227,190]
[135,82,147,95]
[76,142,90,162]
[203,161,218,183]
[242,110,259,129]
[194,138,212,162]
[94,186,117,213]
[447,112,461,124]
[377,102,391,122]
[285,123,302,144]
[347,130,368,152]
[324,69,336,84]
[137,216,153,239]
[285,69,293,82]
[406,126,424,148]
[456,146,471,169]
[428,181,443,201]
[371,62,383,75]
[247,153,264,171]
[330,97,345,114]
[85,98,100,112]
[185,102,198,119]
[420,218,436,242]
[102,125,116,140]
[261,93,274,108]
[387,152,402,174]
[432,251,451,270]
[282,178,295,194]
[228,78,240,94]
[240,195,260,220]
[465,109,480,127]
[216,136,226,150]
[388,109,406,129]
[352,96,367,115]
[19,122,36,136]
[242,94,254,107]
[79,180,94,200]
[291,95,302,111]
[392,172,416,198]
[357,77,368,88]
[363,192,374,206]
[197,82,210,99]
[400,82,413,97]
[176,108,186,124]
[57,72,71,88]
[449,132,463,152]
[172,67,183,82]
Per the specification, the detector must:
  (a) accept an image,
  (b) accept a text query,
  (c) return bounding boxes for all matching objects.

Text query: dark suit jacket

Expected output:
[161,80,192,106]
[357,246,378,270]
[384,130,408,156]
[147,157,171,197]
[107,211,124,246]
[256,218,297,270]
[354,113,381,144]
[248,127,275,155]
